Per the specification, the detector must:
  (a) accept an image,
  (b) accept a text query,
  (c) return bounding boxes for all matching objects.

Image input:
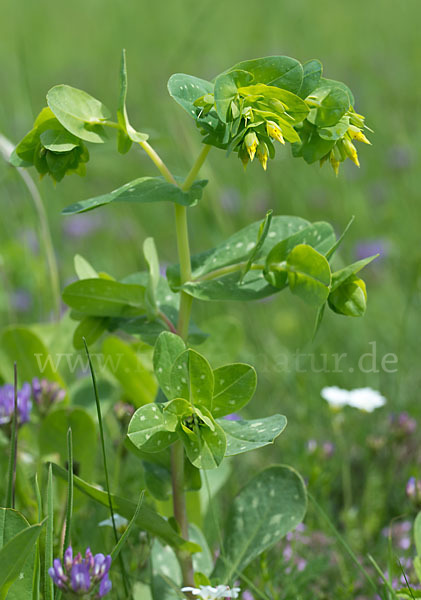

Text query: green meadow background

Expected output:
[0,0,420,569]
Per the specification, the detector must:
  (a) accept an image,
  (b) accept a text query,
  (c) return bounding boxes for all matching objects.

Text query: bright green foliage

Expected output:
[102,336,157,406]
[62,176,208,214]
[0,512,44,600]
[10,107,89,182]
[47,85,110,143]
[286,244,331,306]
[117,49,149,149]
[212,465,307,582]
[39,406,97,479]
[128,332,282,469]
[219,415,287,456]
[0,509,38,600]
[63,278,146,317]
[51,463,198,552]
[169,55,370,173]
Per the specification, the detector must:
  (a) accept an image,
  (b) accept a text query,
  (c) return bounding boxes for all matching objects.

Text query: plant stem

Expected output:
[0,134,61,321]
[138,141,211,586]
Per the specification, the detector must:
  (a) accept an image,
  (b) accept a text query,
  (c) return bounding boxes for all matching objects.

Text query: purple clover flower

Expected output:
[0,382,32,426]
[49,546,112,598]
[32,377,66,414]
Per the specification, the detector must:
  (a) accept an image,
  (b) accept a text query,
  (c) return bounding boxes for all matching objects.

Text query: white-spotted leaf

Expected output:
[212,364,256,417]
[218,415,287,456]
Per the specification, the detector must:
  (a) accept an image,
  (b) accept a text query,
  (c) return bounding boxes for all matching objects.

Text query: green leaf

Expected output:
[330,255,377,292]
[178,407,226,470]
[102,336,157,406]
[218,415,287,456]
[47,84,110,143]
[0,326,65,386]
[299,59,322,98]
[151,540,182,600]
[62,278,146,317]
[167,216,319,301]
[117,50,148,144]
[0,509,38,600]
[39,406,96,479]
[308,84,350,128]
[170,349,214,410]
[212,363,256,418]
[214,69,252,122]
[414,512,421,556]
[286,244,331,306]
[189,524,213,577]
[127,403,178,452]
[319,77,355,105]
[62,176,207,214]
[0,520,44,600]
[50,463,198,552]
[74,254,99,279]
[39,129,79,152]
[228,56,303,94]
[239,210,272,284]
[328,276,367,317]
[167,73,214,120]
[264,222,336,289]
[212,465,307,582]
[153,332,186,399]
[73,316,108,350]
[144,237,160,318]
[238,84,309,123]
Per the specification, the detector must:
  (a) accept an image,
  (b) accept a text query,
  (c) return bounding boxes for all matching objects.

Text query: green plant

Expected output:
[5,50,375,598]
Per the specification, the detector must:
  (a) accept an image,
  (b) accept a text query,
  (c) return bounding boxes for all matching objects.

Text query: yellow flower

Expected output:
[266,120,285,144]
[257,142,269,170]
[348,125,371,145]
[342,137,360,167]
[244,132,258,161]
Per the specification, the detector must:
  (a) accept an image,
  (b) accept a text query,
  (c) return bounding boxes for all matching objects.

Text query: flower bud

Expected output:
[266,120,285,144]
[244,132,258,161]
[257,142,269,170]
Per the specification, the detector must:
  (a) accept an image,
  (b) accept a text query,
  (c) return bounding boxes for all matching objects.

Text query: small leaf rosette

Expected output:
[48,546,112,598]
[168,56,371,173]
[11,107,90,182]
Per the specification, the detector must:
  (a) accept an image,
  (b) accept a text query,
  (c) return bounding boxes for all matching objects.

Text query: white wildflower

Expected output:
[321,386,386,412]
[181,585,241,599]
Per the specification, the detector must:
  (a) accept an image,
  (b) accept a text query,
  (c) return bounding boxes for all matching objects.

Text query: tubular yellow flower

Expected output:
[329,151,340,176]
[266,120,285,144]
[343,137,360,167]
[348,126,371,145]
[257,142,269,170]
[244,132,259,161]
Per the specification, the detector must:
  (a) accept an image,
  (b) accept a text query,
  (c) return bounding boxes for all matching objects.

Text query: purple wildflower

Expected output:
[32,378,65,414]
[224,413,241,421]
[354,240,388,261]
[48,546,112,598]
[63,214,102,238]
[389,412,417,436]
[406,477,421,505]
[0,382,32,426]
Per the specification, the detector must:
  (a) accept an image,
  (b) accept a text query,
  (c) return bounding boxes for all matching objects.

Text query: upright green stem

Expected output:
[0,134,61,321]
[138,141,211,587]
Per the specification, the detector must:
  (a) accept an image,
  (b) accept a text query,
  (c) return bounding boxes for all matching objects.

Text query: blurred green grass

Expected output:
[0,0,420,483]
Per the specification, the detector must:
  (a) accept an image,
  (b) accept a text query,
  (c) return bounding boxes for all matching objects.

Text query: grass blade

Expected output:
[309,491,378,593]
[32,474,42,600]
[83,338,130,599]
[62,427,74,555]
[5,363,18,508]
[111,490,145,561]
[45,464,54,600]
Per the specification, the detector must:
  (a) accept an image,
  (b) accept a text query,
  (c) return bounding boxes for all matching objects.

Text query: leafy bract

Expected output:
[286,244,331,306]
[228,56,304,94]
[167,216,335,301]
[47,85,110,143]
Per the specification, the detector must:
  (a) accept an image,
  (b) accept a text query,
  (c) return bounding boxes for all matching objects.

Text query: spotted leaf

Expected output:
[218,415,287,456]
[212,364,256,418]
[212,465,307,582]
[127,403,178,453]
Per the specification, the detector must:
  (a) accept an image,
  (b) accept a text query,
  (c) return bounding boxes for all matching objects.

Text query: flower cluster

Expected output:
[321,386,386,412]
[32,377,66,414]
[49,546,112,598]
[181,585,241,599]
[0,382,32,426]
